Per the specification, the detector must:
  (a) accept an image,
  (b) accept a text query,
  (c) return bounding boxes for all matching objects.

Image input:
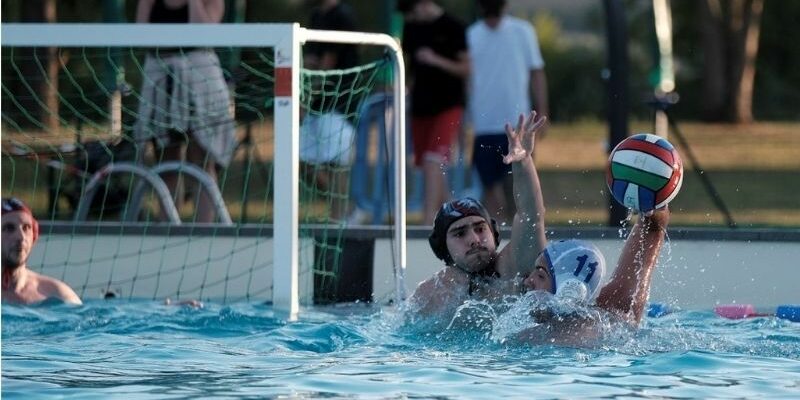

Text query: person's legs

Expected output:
[412,117,441,224]
[480,177,515,225]
[300,161,351,222]
[422,157,449,224]
[301,161,324,188]
[482,181,504,222]
[299,112,359,223]
[185,139,217,223]
[472,134,513,224]
[411,118,427,222]
[413,108,463,224]
[501,174,516,221]
[324,163,350,221]
[154,134,185,220]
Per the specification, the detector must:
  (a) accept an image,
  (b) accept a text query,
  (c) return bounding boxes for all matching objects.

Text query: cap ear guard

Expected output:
[428,231,453,265]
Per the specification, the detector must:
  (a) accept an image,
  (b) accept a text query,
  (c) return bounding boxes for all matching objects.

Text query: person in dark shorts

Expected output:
[398,0,470,224]
[467,0,549,224]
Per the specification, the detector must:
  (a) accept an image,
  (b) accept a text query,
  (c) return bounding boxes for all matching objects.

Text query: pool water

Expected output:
[3,300,799,399]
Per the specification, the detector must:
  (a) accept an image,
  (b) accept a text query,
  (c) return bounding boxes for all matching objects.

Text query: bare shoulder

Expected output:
[34,272,82,305]
[409,266,470,317]
[412,267,467,298]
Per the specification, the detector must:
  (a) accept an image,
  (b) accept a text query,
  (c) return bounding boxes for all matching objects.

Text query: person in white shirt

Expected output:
[467,0,549,224]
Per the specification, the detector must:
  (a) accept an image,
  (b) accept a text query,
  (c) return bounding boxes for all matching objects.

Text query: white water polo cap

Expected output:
[542,239,606,301]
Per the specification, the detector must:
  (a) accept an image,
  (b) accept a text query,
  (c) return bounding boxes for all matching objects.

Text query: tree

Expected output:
[11,0,59,132]
[698,0,764,123]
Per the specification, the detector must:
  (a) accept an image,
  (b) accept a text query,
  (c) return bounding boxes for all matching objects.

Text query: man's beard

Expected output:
[2,246,26,270]
[459,248,495,272]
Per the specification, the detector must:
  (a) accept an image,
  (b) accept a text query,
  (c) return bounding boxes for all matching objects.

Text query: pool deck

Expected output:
[394,226,800,311]
[32,223,799,310]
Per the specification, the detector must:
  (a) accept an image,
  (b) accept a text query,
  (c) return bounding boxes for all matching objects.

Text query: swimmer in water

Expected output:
[409,110,670,343]
[2,198,82,305]
[409,111,548,319]
[509,207,670,346]
[521,208,670,326]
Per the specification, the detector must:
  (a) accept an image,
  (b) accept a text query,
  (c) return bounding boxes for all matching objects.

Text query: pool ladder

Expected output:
[74,161,232,225]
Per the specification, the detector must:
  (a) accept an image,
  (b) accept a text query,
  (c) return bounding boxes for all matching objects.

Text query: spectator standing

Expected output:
[467,0,549,224]
[398,0,470,224]
[304,0,358,72]
[134,0,236,223]
[300,0,362,222]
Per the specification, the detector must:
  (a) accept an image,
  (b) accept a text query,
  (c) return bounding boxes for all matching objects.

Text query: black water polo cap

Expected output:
[428,197,500,265]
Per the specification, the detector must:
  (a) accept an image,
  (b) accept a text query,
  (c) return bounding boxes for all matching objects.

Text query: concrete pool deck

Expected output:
[32,223,799,310]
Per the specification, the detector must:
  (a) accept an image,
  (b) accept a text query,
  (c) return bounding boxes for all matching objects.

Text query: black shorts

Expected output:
[473,134,511,188]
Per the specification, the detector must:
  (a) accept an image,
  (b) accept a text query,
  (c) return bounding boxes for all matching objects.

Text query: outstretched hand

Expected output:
[502,111,548,164]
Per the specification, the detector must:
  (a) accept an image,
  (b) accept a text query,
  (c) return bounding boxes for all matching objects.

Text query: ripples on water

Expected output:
[2,299,799,399]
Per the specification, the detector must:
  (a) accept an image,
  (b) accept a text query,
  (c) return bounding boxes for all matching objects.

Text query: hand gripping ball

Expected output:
[606,133,683,213]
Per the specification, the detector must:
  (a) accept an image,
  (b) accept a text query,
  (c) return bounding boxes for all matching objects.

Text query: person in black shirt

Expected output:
[304,0,358,72]
[398,0,470,225]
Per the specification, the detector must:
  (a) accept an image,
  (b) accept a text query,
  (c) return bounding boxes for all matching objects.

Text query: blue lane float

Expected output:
[647,303,673,318]
[776,305,800,322]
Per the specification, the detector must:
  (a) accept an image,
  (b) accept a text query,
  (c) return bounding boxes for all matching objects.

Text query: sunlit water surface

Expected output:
[3,299,799,399]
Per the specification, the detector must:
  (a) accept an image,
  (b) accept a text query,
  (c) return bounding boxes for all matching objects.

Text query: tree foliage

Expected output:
[2,0,798,122]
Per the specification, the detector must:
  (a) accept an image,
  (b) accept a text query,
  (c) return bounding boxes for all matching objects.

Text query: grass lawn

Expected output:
[3,120,799,228]
[530,121,800,228]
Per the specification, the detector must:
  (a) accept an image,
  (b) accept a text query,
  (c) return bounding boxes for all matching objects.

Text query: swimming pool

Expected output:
[3,300,799,398]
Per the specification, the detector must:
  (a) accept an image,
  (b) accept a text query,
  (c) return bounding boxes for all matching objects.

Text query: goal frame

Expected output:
[1,23,408,320]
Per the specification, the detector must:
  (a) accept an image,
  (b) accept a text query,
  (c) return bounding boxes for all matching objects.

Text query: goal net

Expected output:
[1,23,407,315]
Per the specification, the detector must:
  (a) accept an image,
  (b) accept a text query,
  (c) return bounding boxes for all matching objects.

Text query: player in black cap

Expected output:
[409,111,548,317]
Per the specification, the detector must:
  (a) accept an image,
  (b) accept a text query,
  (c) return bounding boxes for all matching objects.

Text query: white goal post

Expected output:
[1,23,408,320]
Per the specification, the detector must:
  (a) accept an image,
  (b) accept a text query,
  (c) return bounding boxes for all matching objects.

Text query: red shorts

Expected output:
[411,107,463,167]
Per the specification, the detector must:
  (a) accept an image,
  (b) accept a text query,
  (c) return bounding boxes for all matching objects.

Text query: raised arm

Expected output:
[496,111,548,279]
[595,207,670,326]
